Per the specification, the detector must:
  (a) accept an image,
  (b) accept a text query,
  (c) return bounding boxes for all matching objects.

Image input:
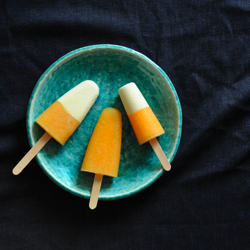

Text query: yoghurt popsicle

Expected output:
[119,82,171,171]
[13,80,99,175]
[36,80,99,145]
[81,108,122,209]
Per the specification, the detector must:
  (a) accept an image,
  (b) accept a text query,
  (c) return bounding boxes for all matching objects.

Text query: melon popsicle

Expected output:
[13,80,99,175]
[81,108,122,209]
[118,82,171,171]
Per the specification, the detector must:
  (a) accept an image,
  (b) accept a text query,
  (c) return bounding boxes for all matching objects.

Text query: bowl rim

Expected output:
[26,44,182,200]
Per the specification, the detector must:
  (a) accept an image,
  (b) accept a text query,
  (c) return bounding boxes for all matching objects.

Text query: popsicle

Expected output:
[13,80,99,175]
[81,108,122,209]
[119,82,171,171]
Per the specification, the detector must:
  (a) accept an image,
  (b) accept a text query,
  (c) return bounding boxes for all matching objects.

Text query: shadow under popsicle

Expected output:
[76,171,113,192]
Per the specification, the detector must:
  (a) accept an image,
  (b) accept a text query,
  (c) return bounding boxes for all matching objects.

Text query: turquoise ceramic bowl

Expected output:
[27,44,182,200]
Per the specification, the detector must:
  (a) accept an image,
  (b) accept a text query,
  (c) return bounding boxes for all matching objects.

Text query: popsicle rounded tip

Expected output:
[118,82,135,91]
[163,163,171,171]
[89,202,97,210]
[80,80,100,94]
[12,168,20,175]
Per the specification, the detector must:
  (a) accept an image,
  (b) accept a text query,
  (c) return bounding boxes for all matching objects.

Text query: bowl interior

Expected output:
[27,45,182,200]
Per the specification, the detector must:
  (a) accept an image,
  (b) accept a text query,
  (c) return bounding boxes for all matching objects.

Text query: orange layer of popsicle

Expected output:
[128,106,165,145]
[81,108,122,177]
[36,101,80,145]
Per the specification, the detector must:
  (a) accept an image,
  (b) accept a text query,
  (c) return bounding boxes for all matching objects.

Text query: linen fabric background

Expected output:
[0,0,249,249]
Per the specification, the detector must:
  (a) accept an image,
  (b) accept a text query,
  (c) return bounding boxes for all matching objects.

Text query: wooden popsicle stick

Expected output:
[89,174,103,210]
[12,132,51,175]
[149,138,171,171]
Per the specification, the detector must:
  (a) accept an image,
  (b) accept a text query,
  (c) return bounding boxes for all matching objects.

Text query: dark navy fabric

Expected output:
[0,1,249,249]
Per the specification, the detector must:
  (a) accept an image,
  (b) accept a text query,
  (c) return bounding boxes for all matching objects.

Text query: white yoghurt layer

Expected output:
[59,80,99,122]
[119,82,149,116]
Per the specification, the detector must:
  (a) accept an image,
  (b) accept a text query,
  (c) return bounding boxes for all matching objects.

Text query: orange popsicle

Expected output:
[36,80,99,145]
[119,82,170,171]
[81,108,122,209]
[13,80,99,175]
